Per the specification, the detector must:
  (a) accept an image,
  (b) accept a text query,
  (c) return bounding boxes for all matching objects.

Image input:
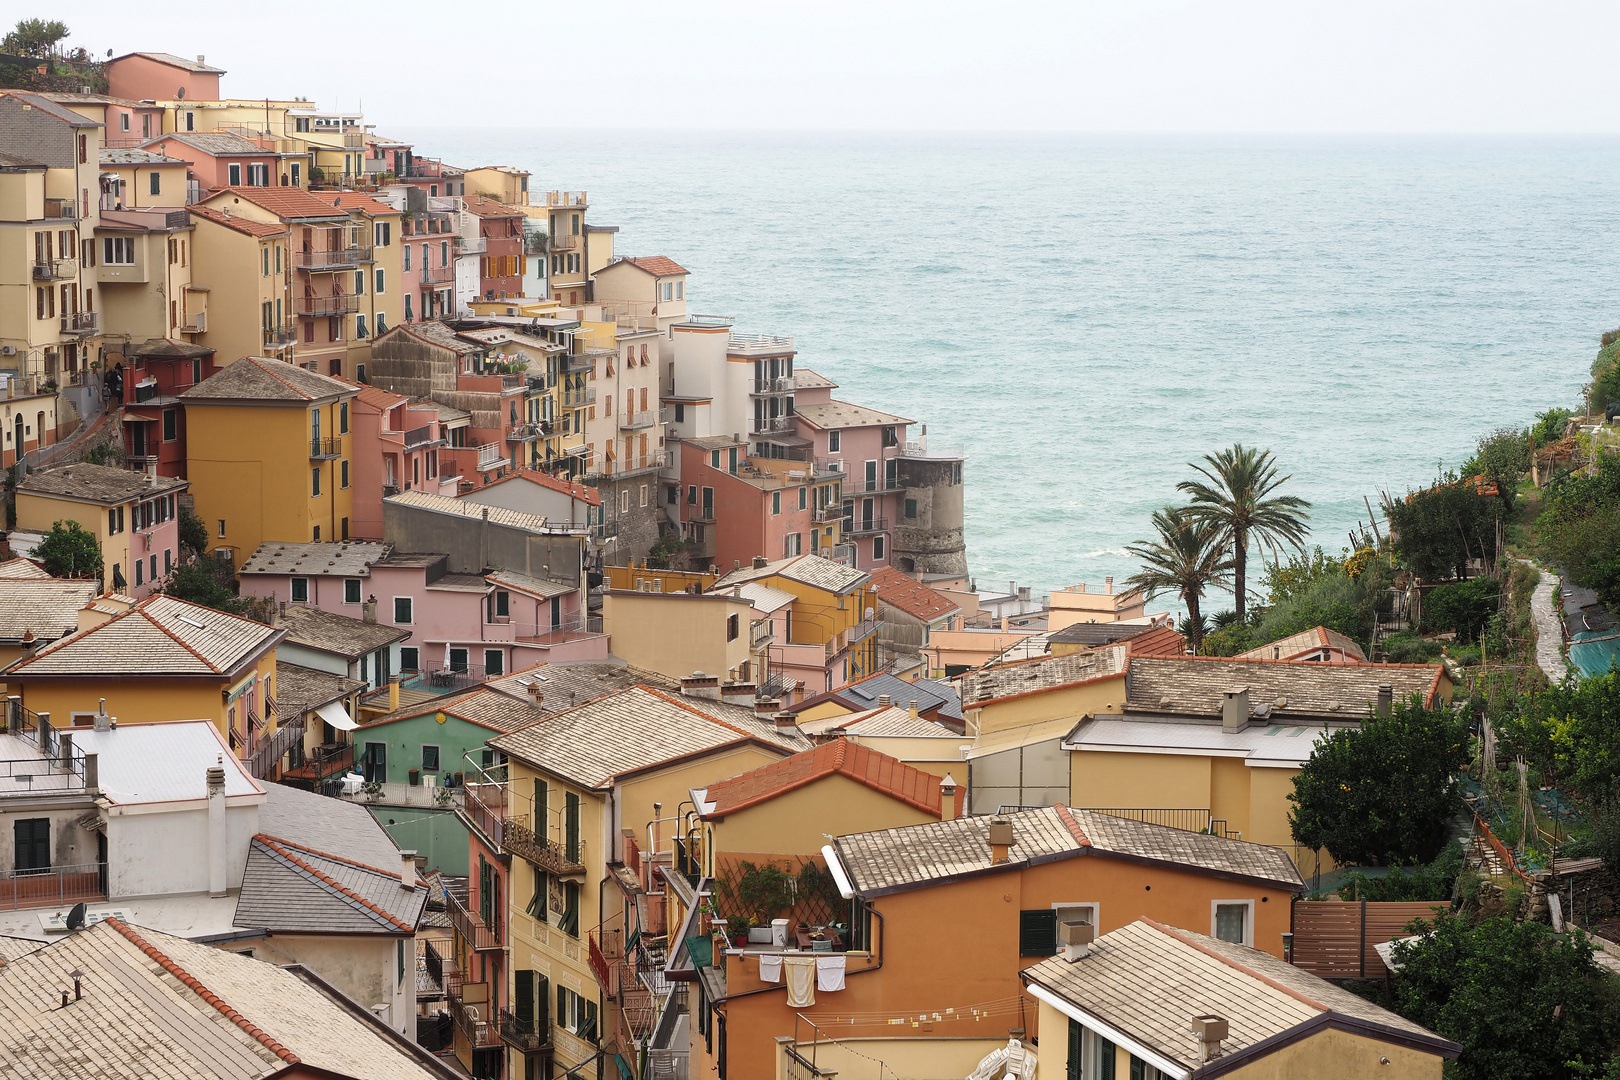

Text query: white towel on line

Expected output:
[816,954,846,992]
[758,953,782,983]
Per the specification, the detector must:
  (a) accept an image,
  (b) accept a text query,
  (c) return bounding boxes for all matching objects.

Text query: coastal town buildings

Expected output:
[12,461,187,596]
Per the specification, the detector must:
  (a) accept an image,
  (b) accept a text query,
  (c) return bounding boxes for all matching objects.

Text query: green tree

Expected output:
[1537,454,1620,611]
[1289,695,1469,865]
[1423,577,1501,643]
[33,519,101,580]
[1531,407,1575,446]
[177,507,209,559]
[1260,546,1343,605]
[2,18,69,58]
[1177,444,1312,620]
[1387,474,1502,583]
[1123,506,1232,651]
[1467,427,1532,512]
[1387,914,1620,1080]
[161,557,242,614]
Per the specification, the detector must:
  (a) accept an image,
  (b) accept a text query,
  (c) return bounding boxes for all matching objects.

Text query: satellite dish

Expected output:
[176,87,186,100]
[66,903,87,931]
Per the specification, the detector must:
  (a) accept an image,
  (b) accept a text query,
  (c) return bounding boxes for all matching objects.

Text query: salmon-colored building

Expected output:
[465,194,524,300]
[685,804,1304,1080]
[346,382,453,540]
[106,52,225,104]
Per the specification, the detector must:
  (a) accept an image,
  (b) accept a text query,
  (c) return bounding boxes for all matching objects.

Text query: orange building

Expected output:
[689,804,1304,1080]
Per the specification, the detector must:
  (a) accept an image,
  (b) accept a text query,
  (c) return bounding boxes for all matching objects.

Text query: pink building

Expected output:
[791,370,912,571]
[106,52,225,104]
[347,384,455,541]
[143,132,299,195]
[675,436,839,573]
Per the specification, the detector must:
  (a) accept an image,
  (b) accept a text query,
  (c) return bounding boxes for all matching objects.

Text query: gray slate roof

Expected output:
[0,572,97,644]
[384,489,565,534]
[181,356,355,404]
[11,594,281,678]
[277,605,410,659]
[1048,621,1161,647]
[17,461,187,504]
[257,783,404,867]
[713,553,868,596]
[486,661,680,714]
[239,541,390,578]
[959,646,1127,706]
[490,686,810,789]
[793,399,913,430]
[152,131,271,156]
[1124,656,1447,721]
[275,662,366,717]
[1023,920,1458,1072]
[236,837,425,934]
[828,671,964,724]
[834,805,1303,898]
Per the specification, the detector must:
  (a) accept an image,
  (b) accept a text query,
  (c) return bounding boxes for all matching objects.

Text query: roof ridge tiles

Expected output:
[103,917,301,1063]
[1051,803,1093,847]
[254,835,415,932]
[258,832,421,883]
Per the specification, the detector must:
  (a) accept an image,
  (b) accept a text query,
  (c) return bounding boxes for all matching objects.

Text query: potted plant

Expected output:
[362,780,384,801]
[727,915,750,948]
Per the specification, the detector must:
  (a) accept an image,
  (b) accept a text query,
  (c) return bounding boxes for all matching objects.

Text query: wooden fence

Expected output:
[1292,901,1449,979]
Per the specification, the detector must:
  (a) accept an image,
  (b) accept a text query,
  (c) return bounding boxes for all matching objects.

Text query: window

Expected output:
[290,578,309,603]
[355,313,367,338]
[218,519,227,538]
[905,498,918,519]
[149,171,161,196]
[557,984,595,1040]
[120,112,130,131]
[558,881,581,938]
[404,294,412,321]
[339,401,349,433]
[290,162,301,186]
[311,468,321,497]
[312,525,320,541]
[164,548,172,576]
[772,491,781,515]
[620,489,630,514]
[248,163,269,186]
[495,591,510,617]
[402,245,410,271]
[883,425,898,448]
[354,270,366,295]
[484,649,504,677]
[13,819,49,873]
[687,485,697,505]
[1212,901,1253,946]
[397,939,405,987]
[874,536,886,560]
[422,745,440,771]
[449,648,468,673]
[564,792,581,862]
[375,268,385,294]
[275,244,281,273]
[1066,1018,1119,1080]
[103,237,135,264]
[677,280,684,299]
[727,614,739,642]
[184,111,194,131]
[361,742,387,784]
[341,460,350,488]
[393,597,413,624]
[399,647,419,672]
[135,560,142,587]
[345,579,362,604]
[375,221,391,247]
[1019,909,1058,957]
[107,506,124,535]
[228,163,241,186]
[674,403,685,423]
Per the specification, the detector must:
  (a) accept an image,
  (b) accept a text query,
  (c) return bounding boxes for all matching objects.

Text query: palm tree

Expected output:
[1125,506,1233,651]
[1177,444,1312,621]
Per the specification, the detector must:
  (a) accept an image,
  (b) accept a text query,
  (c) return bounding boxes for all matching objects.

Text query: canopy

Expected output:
[315,699,358,732]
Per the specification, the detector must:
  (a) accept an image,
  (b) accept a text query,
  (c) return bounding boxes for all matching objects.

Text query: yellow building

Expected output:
[538,191,614,306]
[600,588,760,683]
[14,462,189,598]
[5,592,284,758]
[1024,919,1458,1079]
[483,685,810,1080]
[97,147,191,209]
[188,205,295,362]
[1048,579,1148,630]
[0,92,104,396]
[179,357,358,566]
[96,207,204,348]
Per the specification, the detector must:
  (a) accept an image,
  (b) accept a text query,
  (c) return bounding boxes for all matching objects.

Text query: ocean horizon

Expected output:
[398,128,1620,609]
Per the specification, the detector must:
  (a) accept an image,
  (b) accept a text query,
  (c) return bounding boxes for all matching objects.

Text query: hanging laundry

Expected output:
[816,954,846,992]
[758,954,782,984]
[783,956,816,1007]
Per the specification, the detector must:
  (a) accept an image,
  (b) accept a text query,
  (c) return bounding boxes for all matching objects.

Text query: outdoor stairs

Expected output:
[1467,833,1508,878]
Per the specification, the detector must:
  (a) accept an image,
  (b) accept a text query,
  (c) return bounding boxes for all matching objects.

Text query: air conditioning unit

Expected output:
[0,345,15,356]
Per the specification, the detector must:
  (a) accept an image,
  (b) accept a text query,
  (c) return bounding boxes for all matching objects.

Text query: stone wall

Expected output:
[892,455,967,577]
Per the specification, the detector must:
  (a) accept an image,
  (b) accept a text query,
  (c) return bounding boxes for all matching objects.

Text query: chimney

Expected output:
[388,677,401,713]
[17,628,34,658]
[773,711,797,732]
[362,597,378,624]
[908,700,919,718]
[93,698,111,732]
[680,671,721,700]
[1221,687,1251,733]
[1018,586,1030,603]
[877,694,892,708]
[526,682,543,708]
[988,817,1013,864]
[83,752,98,792]
[752,555,768,569]
[1376,683,1393,717]
[1105,576,1114,594]
[939,772,958,820]
[197,54,205,64]
[1060,920,1096,961]
[1000,616,1010,632]
[207,761,228,897]
[399,849,418,891]
[1192,1016,1229,1063]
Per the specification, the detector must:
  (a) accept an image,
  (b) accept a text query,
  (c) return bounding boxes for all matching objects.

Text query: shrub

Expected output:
[1424,577,1501,643]
[1380,631,1444,664]
[34,519,102,580]
[1332,841,1464,902]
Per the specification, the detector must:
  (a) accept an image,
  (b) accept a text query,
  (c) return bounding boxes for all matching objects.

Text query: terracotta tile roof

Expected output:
[9,593,282,679]
[353,382,407,411]
[833,805,1304,898]
[473,467,601,506]
[188,204,288,238]
[1023,920,1459,1073]
[867,566,959,622]
[204,186,351,222]
[385,489,575,535]
[1124,656,1446,721]
[182,356,356,403]
[1124,625,1189,659]
[613,256,689,277]
[464,193,523,218]
[17,461,187,504]
[329,191,401,217]
[699,741,960,819]
[1238,626,1368,663]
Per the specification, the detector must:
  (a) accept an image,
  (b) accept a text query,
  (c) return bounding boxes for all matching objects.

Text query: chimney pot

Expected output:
[1192,1015,1230,1063]
[773,711,797,731]
[908,700,919,718]
[1222,687,1251,733]
[1105,576,1113,594]
[877,694,892,707]
[939,772,958,820]
[753,555,767,568]
[400,849,418,891]
[1060,920,1096,961]
[1376,683,1393,717]
[988,817,1013,863]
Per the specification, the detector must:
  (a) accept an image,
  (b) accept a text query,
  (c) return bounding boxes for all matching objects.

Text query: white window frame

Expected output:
[1211,899,1254,947]
[393,596,413,625]
[290,577,310,603]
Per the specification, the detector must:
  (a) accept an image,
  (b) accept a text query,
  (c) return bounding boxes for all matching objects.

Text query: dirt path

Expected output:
[1520,558,1569,683]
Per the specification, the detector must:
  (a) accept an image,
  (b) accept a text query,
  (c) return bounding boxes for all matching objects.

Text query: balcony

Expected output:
[446,975,502,1050]
[514,613,604,645]
[812,506,842,525]
[751,376,797,395]
[544,191,588,208]
[585,452,666,481]
[550,233,579,251]
[296,294,360,317]
[751,416,795,435]
[561,352,595,374]
[179,310,207,333]
[60,311,98,335]
[729,333,794,356]
[244,719,304,781]
[589,521,619,543]
[506,422,543,443]
[455,235,487,255]
[526,373,550,393]
[445,884,503,953]
[847,618,878,646]
[561,386,596,408]
[42,198,77,221]
[263,326,296,348]
[420,263,454,284]
[310,436,342,460]
[499,1007,550,1054]
[504,814,588,877]
[32,258,76,282]
[295,247,372,270]
[0,864,105,911]
[751,622,774,648]
[404,424,440,449]
[475,443,504,471]
[619,410,658,432]
[845,516,888,536]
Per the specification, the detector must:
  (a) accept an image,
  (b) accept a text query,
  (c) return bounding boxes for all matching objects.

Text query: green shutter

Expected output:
[1098,1036,1116,1080]
[582,999,598,1043]
[565,792,580,862]
[1067,1017,1084,1080]
[1019,909,1058,957]
[515,970,534,1026]
[535,778,548,833]
[1130,1055,1146,1080]
[535,974,549,1030]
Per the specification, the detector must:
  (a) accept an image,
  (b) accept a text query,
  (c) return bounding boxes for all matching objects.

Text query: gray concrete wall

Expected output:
[893,456,968,577]
[383,502,583,586]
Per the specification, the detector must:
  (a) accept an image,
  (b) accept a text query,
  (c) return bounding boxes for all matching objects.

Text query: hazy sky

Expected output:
[56,1,1620,132]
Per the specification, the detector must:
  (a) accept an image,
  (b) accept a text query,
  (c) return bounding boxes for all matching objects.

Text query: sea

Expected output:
[396,129,1620,610]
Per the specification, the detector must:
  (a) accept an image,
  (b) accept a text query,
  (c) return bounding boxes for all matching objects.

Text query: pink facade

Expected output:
[101,102,167,149]
[791,393,908,572]
[677,441,818,573]
[348,386,454,541]
[118,341,220,479]
[106,53,223,103]
[399,215,458,323]
[145,136,281,194]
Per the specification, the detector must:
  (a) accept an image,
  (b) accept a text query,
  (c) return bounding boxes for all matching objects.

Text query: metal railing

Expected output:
[475,443,503,471]
[544,191,588,207]
[295,294,360,316]
[812,506,842,524]
[0,863,105,911]
[455,235,487,254]
[751,416,795,434]
[507,422,542,443]
[561,386,597,407]
[447,982,502,1049]
[296,246,372,270]
[420,263,454,284]
[847,618,878,646]
[549,233,579,251]
[310,436,342,460]
[729,333,794,354]
[503,813,587,876]
[514,614,604,644]
[751,622,775,647]
[404,424,439,449]
[244,718,305,780]
[585,453,666,481]
[33,258,76,282]
[756,672,794,701]
[751,376,797,394]
[561,352,595,374]
[61,311,98,334]
[499,1006,549,1053]
[1079,808,1218,834]
[445,882,503,952]
[589,521,620,542]
[619,410,658,431]
[845,516,888,535]
[263,326,296,347]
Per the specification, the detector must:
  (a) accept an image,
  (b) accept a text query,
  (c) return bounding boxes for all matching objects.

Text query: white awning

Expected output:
[315,699,358,732]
